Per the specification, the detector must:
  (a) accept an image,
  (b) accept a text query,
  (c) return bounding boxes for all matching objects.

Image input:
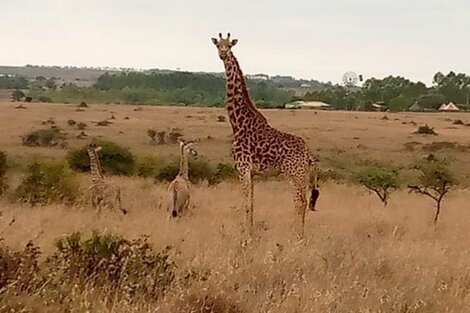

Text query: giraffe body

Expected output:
[87,144,126,215]
[212,33,319,238]
[167,141,197,218]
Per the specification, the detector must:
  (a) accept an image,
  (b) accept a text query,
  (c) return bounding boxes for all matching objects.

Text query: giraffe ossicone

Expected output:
[212,33,319,238]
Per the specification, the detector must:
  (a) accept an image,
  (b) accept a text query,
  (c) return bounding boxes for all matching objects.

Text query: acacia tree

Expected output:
[11,89,25,102]
[408,156,456,224]
[356,163,400,206]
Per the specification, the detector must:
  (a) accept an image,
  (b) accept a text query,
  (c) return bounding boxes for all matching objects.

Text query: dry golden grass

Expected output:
[1,102,470,312]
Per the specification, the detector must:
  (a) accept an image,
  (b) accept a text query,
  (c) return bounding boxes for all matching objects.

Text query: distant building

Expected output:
[300,83,311,88]
[438,102,459,112]
[372,103,387,111]
[246,74,269,80]
[284,100,331,110]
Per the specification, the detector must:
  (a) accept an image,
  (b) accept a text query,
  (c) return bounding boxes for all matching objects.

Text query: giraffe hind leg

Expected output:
[288,177,308,239]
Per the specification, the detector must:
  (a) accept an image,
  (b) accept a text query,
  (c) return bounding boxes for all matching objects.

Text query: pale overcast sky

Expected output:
[1,0,469,84]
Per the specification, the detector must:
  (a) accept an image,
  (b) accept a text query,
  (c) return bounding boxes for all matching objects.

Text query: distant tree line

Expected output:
[0,75,28,89]
[302,72,470,111]
[4,70,470,110]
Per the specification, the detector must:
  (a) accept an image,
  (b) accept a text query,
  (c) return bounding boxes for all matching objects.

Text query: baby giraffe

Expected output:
[167,140,198,218]
[87,143,126,215]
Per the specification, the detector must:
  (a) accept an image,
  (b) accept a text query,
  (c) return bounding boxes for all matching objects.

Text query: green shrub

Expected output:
[38,96,52,103]
[22,128,66,147]
[356,163,400,206]
[67,140,136,176]
[50,231,176,301]
[209,162,237,185]
[155,157,215,183]
[67,119,77,126]
[15,161,80,205]
[137,155,164,178]
[415,124,437,135]
[0,151,8,195]
[78,101,88,108]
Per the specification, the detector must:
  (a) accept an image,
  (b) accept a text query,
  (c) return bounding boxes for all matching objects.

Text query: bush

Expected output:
[137,155,164,178]
[0,151,8,195]
[15,161,80,205]
[67,140,136,176]
[155,157,215,183]
[209,162,238,185]
[50,231,176,301]
[0,241,41,291]
[453,119,464,125]
[67,119,77,126]
[356,163,400,206]
[22,128,66,147]
[415,124,437,135]
[78,101,88,108]
[77,122,87,130]
[168,131,183,144]
[147,129,157,144]
[38,96,52,103]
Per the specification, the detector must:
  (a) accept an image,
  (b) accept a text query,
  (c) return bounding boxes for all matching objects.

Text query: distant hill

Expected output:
[0,65,120,82]
[0,65,329,92]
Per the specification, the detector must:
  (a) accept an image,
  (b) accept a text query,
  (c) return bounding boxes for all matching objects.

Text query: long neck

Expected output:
[87,149,104,183]
[179,146,189,180]
[223,52,267,133]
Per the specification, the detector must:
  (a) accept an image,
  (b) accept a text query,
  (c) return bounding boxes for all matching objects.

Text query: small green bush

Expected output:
[50,231,176,301]
[453,119,464,125]
[415,124,437,135]
[67,140,136,176]
[137,155,164,178]
[15,161,80,205]
[0,151,8,195]
[209,162,237,185]
[22,128,66,147]
[67,119,77,126]
[155,157,215,183]
[38,96,52,103]
[78,101,88,108]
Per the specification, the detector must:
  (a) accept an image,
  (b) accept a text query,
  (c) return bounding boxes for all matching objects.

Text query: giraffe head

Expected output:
[179,140,198,156]
[88,143,102,153]
[211,33,238,60]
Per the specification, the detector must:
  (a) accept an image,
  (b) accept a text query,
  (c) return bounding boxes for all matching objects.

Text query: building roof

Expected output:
[439,102,459,111]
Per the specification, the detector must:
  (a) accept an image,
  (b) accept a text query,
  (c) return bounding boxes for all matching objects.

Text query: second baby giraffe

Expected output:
[167,140,198,218]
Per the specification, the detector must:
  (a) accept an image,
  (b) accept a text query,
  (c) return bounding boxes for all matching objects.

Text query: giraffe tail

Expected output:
[308,152,320,211]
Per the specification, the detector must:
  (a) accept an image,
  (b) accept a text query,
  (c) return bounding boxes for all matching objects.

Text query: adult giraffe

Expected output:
[211,33,319,238]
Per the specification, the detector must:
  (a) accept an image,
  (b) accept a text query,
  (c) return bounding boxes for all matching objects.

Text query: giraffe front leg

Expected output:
[238,168,254,237]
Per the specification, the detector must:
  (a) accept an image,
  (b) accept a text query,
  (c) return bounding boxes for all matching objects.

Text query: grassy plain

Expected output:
[1,102,470,312]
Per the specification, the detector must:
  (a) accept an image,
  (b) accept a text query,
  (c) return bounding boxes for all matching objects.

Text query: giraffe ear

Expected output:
[231,39,238,46]
[211,38,218,45]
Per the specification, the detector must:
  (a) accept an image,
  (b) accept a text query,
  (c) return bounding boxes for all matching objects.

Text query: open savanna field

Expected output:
[1,102,470,312]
